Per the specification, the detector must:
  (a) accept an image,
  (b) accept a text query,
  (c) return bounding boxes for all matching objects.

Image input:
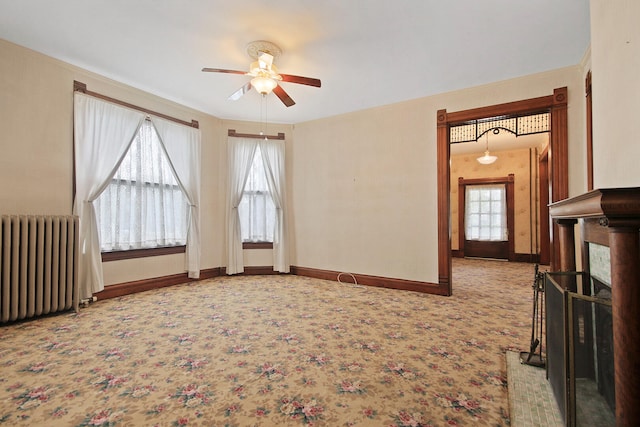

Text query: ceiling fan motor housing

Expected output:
[246,40,282,60]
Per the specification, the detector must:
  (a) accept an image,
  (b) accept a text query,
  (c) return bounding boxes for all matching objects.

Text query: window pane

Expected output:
[238,146,275,242]
[465,184,507,242]
[95,121,189,251]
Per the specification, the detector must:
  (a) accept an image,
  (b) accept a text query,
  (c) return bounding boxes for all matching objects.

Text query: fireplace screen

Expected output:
[545,272,614,427]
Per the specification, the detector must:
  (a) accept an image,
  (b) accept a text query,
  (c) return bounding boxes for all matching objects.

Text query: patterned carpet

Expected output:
[0,258,536,426]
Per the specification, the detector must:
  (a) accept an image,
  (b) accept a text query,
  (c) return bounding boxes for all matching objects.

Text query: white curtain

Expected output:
[73,93,145,300]
[259,139,290,273]
[239,145,276,243]
[151,117,201,278]
[95,121,189,251]
[226,137,258,274]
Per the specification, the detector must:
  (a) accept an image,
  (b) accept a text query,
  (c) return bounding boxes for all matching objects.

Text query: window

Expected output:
[238,145,275,243]
[465,184,507,241]
[95,120,189,251]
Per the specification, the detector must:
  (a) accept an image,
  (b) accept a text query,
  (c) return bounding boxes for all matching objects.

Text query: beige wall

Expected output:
[292,65,584,283]
[451,148,539,255]
[1,36,586,288]
[590,0,640,188]
[0,39,225,285]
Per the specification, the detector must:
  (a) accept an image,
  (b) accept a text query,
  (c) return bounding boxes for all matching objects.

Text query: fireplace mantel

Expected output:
[549,187,640,427]
[549,187,640,225]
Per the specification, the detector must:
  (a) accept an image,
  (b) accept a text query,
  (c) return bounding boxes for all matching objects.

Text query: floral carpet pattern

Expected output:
[0,258,535,426]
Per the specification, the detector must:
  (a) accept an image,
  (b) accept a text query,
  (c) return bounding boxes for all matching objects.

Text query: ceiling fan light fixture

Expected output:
[251,76,278,95]
[202,40,319,107]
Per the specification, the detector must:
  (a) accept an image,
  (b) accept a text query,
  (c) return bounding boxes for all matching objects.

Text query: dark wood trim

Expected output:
[548,187,640,225]
[457,174,515,261]
[219,266,281,276]
[437,110,452,295]
[452,251,536,262]
[550,87,569,271]
[456,176,514,186]
[539,147,551,265]
[445,94,554,124]
[95,267,222,300]
[585,71,594,191]
[242,242,274,249]
[513,253,540,263]
[556,218,578,271]
[458,177,465,255]
[228,129,285,140]
[582,218,609,247]
[290,266,446,295]
[437,88,567,292]
[102,245,186,262]
[74,80,199,129]
[96,263,445,301]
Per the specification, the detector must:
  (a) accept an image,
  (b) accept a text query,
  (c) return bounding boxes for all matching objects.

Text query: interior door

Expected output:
[459,175,515,260]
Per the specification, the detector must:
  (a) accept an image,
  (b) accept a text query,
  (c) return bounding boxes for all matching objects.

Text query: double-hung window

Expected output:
[95,120,189,252]
[238,145,275,243]
[227,136,288,274]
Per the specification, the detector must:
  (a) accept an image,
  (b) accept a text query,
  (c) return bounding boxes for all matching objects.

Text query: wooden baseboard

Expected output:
[95,267,221,300]
[96,255,542,301]
[290,266,446,295]
[453,251,539,263]
[513,253,540,263]
[219,266,282,276]
[97,265,445,301]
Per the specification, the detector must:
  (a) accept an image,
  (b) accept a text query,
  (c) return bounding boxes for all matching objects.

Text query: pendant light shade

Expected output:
[477,133,498,165]
[477,151,498,164]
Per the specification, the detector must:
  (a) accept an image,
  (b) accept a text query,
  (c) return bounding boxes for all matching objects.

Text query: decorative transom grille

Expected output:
[450,112,550,144]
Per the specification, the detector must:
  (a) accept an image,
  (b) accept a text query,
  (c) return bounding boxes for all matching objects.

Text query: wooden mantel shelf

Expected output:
[549,187,640,427]
[549,187,640,224]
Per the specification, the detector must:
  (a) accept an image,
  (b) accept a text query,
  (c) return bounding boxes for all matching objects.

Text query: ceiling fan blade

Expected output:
[257,52,274,70]
[228,82,252,101]
[279,74,321,88]
[202,68,247,75]
[273,85,296,107]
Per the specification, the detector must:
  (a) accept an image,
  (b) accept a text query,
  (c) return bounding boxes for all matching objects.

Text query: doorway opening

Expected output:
[436,88,568,296]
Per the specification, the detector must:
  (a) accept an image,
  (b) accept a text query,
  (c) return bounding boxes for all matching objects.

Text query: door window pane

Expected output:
[465,184,507,241]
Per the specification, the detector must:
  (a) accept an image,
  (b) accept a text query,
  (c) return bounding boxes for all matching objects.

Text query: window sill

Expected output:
[102,245,186,262]
[243,242,273,249]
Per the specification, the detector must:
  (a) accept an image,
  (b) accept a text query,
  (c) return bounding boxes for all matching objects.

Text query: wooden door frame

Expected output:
[437,87,568,295]
[458,174,515,261]
[538,146,551,265]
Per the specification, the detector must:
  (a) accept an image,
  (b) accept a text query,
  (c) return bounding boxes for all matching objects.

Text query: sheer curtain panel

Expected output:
[151,117,201,278]
[73,93,145,300]
[226,138,258,274]
[95,121,189,251]
[239,144,276,243]
[259,139,289,272]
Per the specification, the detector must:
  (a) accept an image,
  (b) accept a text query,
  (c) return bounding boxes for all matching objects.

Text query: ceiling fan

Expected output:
[202,40,321,107]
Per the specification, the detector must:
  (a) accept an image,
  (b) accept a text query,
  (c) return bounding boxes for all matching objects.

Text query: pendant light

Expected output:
[477,132,498,165]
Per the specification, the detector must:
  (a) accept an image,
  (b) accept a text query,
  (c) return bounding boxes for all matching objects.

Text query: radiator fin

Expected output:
[0,215,79,323]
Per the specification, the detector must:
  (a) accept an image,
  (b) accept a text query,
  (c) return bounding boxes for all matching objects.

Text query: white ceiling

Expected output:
[0,0,590,124]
